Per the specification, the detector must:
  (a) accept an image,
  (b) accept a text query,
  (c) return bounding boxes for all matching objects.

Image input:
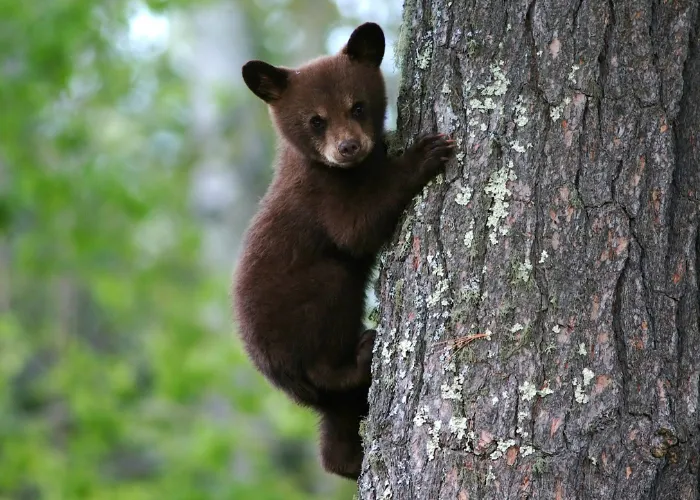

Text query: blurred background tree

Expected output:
[0,0,401,498]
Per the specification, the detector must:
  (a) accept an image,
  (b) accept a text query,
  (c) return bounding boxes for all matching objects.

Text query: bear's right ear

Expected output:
[242,61,289,103]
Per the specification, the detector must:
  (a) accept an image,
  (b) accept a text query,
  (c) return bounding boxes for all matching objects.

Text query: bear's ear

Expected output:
[342,22,385,67]
[242,60,289,103]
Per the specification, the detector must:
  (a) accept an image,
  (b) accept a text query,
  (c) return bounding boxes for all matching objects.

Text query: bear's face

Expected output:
[242,23,387,168]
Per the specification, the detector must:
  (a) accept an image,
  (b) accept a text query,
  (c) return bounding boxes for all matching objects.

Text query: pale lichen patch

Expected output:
[484,163,516,244]
[516,407,529,437]
[466,62,510,116]
[578,342,587,356]
[455,183,473,205]
[464,228,474,249]
[448,416,468,440]
[380,327,397,365]
[490,438,517,460]
[417,34,433,70]
[427,420,442,460]
[427,253,445,277]
[573,373,591,404]
[398,338,415,359]
[441,373,465,400]
[511,140,526,153]
[413,189,426,218]
[515,258,533,283]
[519,381,539,402]
[413,405,430,427]
[480,62,510,97]
[514,97,529,127]
[469,97,497,112]
[539,385,554,397]
[380,481,393,499]
[485,465,496,484]
[461,276,481,302]
[427,279,449,308]
[568,64,580,83]
[521,445,535,457]
[520,380,555,401]
[550,96,571,121]
[426,253,450,309]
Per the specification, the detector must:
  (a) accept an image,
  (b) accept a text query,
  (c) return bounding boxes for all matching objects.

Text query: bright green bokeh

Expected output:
[0,0,378,498]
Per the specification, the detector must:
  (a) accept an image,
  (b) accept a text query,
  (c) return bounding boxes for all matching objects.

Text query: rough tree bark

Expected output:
[359,0,700,498]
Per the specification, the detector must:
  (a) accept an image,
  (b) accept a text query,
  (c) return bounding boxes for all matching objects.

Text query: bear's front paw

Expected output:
[409,133,456,176]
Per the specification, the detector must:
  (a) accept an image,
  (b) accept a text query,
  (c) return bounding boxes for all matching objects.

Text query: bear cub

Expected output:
[233,22,454,480]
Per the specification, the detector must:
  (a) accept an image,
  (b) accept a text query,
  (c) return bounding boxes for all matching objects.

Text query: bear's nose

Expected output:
[338,140,360,158]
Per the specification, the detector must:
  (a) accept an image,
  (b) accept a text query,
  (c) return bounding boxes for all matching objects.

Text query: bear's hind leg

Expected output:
[319,409,364,480]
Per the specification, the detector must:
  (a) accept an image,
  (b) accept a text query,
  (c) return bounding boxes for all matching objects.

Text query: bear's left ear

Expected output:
[342,22,385,67]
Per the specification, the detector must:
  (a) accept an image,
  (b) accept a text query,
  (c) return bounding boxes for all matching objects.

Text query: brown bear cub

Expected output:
[233,22,454,480]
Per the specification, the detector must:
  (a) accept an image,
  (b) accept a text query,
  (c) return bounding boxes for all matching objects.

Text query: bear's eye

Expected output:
[310,115,326,130]
[351,102,364,118]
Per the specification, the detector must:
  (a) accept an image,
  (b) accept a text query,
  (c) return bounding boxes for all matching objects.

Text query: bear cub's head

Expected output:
[242,23,387,168]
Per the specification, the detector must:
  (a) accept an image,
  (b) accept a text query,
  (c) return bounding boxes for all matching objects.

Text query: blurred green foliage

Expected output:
[0,0,389,498]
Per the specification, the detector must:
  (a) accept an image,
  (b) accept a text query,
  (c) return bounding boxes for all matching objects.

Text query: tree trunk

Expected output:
[359,0,700,498]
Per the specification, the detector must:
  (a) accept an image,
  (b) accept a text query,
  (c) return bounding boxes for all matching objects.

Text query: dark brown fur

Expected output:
[233,23,454,480]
